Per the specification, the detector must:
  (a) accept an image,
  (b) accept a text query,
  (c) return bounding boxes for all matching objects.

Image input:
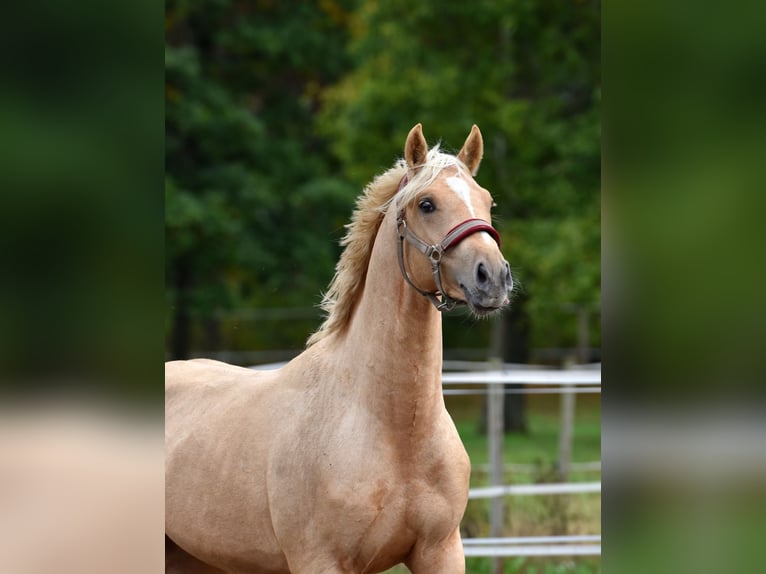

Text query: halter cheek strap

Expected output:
[396,209,501,311]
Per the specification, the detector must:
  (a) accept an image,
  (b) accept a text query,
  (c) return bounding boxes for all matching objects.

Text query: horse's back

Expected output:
[165,358,256,393]
[166,359,261,443]
[165,356,275,479]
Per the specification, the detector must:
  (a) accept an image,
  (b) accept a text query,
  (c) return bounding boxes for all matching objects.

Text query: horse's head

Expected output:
[395,124,513,316]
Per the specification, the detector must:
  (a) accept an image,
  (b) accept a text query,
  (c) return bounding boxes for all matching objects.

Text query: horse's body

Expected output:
[166,125,513,573]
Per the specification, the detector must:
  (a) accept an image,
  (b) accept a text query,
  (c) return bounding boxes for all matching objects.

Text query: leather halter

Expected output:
[395,175,501,312]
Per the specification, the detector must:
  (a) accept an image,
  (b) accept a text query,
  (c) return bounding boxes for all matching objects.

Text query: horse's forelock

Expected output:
[391,145,470,210]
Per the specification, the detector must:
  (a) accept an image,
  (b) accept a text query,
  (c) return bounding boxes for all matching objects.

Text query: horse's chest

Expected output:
[370,431,470,530]
[336,445,469,540]
[277,419,470,570]
[324,475,462,571]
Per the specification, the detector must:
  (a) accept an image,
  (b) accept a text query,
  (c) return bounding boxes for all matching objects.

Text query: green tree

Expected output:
[164,0,600,367]
[319,0,601,359]
[165,0,357,358]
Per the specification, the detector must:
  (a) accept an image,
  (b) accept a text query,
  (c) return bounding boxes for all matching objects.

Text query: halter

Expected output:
[395,175,501,312]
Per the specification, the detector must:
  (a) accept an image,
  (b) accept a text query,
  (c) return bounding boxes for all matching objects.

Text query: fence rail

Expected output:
[463,536,601,558]
[444,386,601,395]
[463,540,601,557]
[468,481,601,500]
[441,370,601,385]
[464,535,601,545]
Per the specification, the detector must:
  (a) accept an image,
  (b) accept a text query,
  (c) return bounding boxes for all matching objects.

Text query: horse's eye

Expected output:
[419,199,436,214]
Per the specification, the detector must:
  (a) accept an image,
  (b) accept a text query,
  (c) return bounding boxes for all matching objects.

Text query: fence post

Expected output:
[558,384,574,481]
[488,358,504,574]
[557,306,588,480]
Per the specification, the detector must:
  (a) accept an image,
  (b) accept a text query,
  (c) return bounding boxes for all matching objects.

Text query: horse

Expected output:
[165,123,514,574]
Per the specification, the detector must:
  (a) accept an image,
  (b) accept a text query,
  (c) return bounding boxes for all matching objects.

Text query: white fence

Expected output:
[443,365,601,559]
[469,481,601,499]
[463,535,601,557]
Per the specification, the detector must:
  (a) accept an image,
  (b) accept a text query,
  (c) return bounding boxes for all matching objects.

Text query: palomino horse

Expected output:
[166,124,513,573]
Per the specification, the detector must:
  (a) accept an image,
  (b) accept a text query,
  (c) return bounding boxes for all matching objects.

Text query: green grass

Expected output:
[464,557,601,574]
[457,398,600,480]
[385,560,601,574]
[386,559,601,574]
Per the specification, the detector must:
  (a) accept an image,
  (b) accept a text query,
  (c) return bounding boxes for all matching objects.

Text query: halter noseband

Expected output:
[395,175,501,312]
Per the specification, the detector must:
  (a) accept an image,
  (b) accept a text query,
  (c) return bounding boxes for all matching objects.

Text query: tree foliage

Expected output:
[165,0,600,359]
[319,0,601,351]
[165,0,357,355]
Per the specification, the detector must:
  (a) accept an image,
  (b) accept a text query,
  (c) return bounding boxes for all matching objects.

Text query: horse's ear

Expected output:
[457,124,484,176]
[404,123,428,169]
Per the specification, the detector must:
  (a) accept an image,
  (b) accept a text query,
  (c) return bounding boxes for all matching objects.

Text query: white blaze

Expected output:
[445,175,494,245]
[445,175,475,217]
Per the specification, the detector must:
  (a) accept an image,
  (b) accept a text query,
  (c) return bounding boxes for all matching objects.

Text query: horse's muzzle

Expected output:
[462,259,513,315]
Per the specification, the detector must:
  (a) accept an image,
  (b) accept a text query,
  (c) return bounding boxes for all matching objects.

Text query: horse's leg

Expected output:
[405,529,465,574]
[165,535,226,574]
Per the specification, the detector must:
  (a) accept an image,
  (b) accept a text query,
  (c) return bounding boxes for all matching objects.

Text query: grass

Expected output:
[384,393,601,574]
[460,558,601,574]
[385,560,601,574]
[456,414,601,469]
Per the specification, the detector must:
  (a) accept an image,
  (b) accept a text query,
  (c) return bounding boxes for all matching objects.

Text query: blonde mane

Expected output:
[307,145,468,346]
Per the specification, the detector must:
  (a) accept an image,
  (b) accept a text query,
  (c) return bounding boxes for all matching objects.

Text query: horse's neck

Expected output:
[341,208,445,431]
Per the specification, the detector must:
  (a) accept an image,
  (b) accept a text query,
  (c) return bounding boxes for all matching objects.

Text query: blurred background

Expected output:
[165,1,600,572]
[164,0,601,368]
[2,0,763,572]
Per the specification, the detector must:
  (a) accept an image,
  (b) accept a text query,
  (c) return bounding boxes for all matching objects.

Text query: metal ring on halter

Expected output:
[428,248,443,263]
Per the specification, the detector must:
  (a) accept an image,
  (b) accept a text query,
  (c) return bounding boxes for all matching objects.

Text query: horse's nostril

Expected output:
[476,262,488,285]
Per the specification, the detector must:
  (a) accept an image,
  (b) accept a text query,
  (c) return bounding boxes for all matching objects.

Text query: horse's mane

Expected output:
[307,145,467,346]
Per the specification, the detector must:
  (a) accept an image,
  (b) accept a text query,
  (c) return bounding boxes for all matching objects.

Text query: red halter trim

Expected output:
[441,218,501,250]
